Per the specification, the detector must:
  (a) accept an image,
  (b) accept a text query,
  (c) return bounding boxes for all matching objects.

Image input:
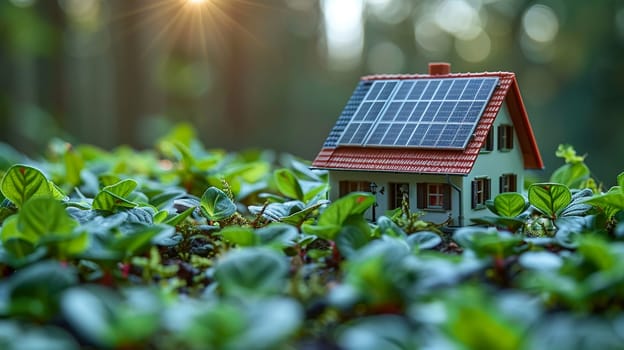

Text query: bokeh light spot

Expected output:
[455,31,491,63]
[367,41,405,73]
[522,4,559,43]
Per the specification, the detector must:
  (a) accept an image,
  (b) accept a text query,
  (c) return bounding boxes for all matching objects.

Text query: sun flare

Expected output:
[112,0,268,58]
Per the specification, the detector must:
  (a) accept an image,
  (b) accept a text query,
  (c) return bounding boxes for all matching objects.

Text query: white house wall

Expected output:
[462,104,526,223]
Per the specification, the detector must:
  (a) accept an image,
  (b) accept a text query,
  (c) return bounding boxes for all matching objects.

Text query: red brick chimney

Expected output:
[428,62,451,75]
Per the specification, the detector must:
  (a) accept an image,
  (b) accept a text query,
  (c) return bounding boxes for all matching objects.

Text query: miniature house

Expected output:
[311,63,543,225]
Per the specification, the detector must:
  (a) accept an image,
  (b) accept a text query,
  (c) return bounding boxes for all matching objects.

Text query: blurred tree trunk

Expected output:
[111,0,147,146]
[223,2,249,132]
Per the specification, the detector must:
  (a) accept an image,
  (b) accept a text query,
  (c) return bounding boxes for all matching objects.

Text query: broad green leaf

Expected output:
[1,215,37,244]
[302,192,375,240]
[493,192,529,217]
[618,172,624,189]
[220,226,257,247]
[583,188,624,218]
[64,149,84,187]
[336,225,371,259]
[550,162,590,189]
[453,227,523,258]
[18,197,76,238]
[255,223,298,248]
[215,248,289,298]
[0,164,53,208]
[273,168,303,200]
[200,187,236,221]
[0,215,37,258]
[528,183,572,218]
[317,192,375,226]
[406,231,442,250]
[93,179,138,211]
[5,261,78,320]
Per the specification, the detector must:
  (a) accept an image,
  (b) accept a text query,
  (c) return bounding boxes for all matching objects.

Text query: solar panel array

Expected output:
[336,77,499,149]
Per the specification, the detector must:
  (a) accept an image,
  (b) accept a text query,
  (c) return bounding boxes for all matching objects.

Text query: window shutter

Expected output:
[508,126,514,149]
[499,175,504,193]
[485,178,491,200]
[339,181,348,197]
[417,183,426,209]
[511,174,517,192]
[443,184,452,210]
[486,129,493,151]
[471,180,477,209]
[497,125,503,151]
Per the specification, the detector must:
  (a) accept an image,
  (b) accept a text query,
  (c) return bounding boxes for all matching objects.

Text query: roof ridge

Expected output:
[361,72,515,81]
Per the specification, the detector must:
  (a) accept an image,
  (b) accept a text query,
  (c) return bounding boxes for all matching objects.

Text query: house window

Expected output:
[339,181,372,197]
[417,183,451,210]
[481,128,494,152]
[497,125,514,151]
[389,183,409,210]
[471,177,491,209]
[499,174,517,193]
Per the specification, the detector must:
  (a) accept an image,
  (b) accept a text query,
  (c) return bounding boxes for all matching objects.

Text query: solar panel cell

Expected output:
[380,124,404,145]
[394,81,414,99]
[408,81,428,100]
[420,80,440,99]
[395,102,416,122]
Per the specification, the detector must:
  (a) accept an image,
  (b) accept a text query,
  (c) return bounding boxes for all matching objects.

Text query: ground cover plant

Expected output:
[0,125,623,349]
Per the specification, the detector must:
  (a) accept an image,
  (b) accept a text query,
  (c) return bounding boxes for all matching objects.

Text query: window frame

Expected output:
[471,177,491,209]
[417,183,451,211]
[499,173,517,193]
[497,124,514,151]
[339,180,372,197]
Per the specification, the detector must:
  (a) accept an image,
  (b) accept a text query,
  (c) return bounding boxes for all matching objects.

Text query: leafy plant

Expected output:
[0,132,622,349]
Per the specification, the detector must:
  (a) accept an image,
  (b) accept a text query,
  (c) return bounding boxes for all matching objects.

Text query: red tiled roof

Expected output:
[312,71,543,175]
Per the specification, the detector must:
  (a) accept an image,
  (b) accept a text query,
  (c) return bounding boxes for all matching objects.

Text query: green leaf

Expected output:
[200,187,236,221]
[0,164,53,208]
[215,248,289,298]
[273,168,303,200]
[528,183,572,218]
[318,192,375,226]
[255,223,298,248]
[493,192,529,218]
[550,162,590,189]
[164,206,195,226]
[18,197,76,238]
[64,149,84,187]
[336,225,371,259]
[93,179,138,211]
[220,226,257,247]
[406,231,442,250]
[302,192,375,240]
[2,215,37,244]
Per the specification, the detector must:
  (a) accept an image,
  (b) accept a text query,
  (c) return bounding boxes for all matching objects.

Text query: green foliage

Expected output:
[0,134,623,348]
[0,165,56,208]
[550,144,591,189]
[302,192,375,240]
[92,179,138,211]
[200,187,237,222]
[528,183,572,219]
